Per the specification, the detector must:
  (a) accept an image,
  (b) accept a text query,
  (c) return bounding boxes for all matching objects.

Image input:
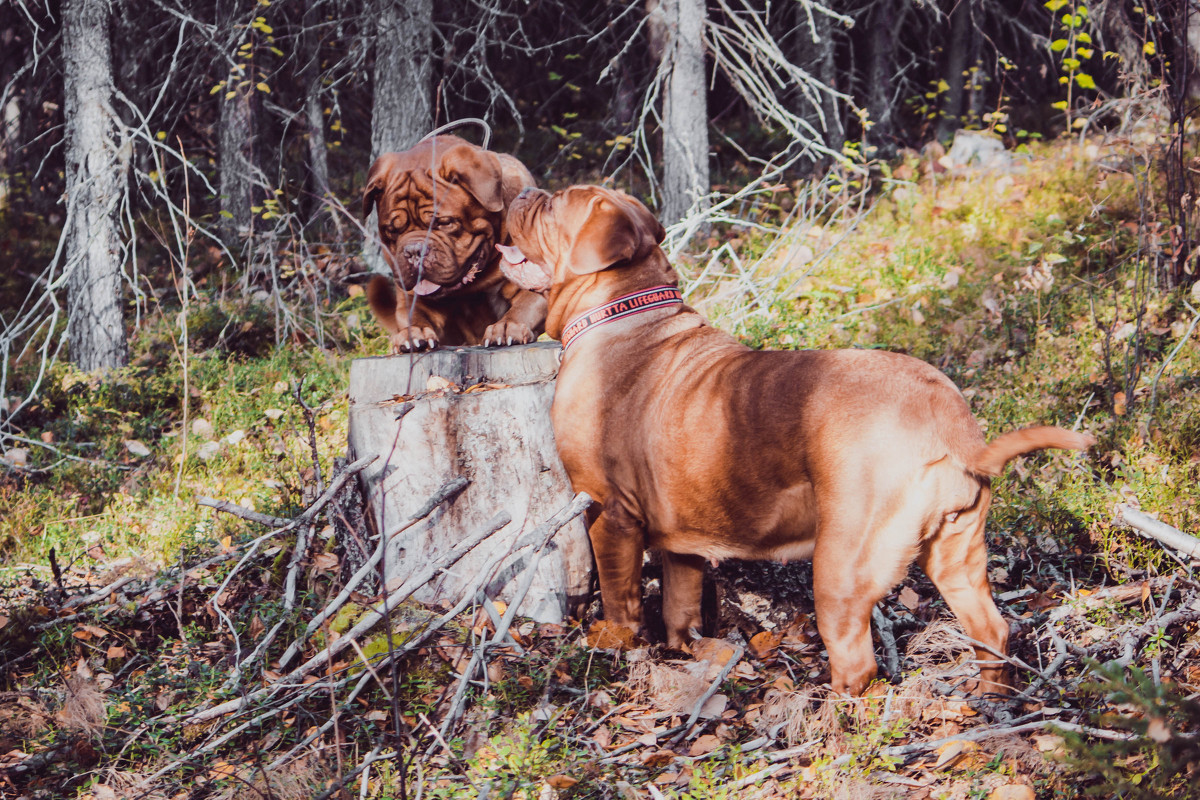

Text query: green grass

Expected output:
[1,294,377,567]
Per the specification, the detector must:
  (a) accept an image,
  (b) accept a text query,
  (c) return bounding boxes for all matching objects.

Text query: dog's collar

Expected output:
[560,285,683,350]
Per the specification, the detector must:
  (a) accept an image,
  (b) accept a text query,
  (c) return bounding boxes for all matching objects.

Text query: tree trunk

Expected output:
[780,5,843,165]
[937,0,972,142]
[1098,0,1163,103]
[865,1,904,160]
[301,3,329,209]
[0,25,21,212]
[347,344,592,623]
[217,77,257,253]
[370,0,433,160]
[63,0,128,373]
[305,87,328,200]
[1189,3,1200,102]
[660,0,710,226]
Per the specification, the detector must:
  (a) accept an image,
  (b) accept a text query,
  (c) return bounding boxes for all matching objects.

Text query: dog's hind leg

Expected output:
[661,551,706,647]
[588,506,647,636]
[813,498,926,696]
[917,483,1010,695]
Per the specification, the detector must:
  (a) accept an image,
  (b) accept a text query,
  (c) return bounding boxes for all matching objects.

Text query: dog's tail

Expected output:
[970,426,1095,477]
[366,274,398,321]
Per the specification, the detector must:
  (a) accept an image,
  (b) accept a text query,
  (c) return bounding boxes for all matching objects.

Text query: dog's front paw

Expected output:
[482,319,536,347]
[389,327,439,353]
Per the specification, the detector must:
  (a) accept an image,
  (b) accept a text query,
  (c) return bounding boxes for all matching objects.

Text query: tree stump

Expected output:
[346,342,593,623]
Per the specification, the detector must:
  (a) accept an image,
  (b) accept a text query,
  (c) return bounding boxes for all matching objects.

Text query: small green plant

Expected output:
[1061,662,1200,798]
[1044,0,1102,131]
[466,712,559,796]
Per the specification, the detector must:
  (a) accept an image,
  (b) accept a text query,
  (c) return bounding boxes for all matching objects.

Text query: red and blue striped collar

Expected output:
[560,285,683,350]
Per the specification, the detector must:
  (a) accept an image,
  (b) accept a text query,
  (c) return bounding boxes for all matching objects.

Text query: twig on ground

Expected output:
[197,454,376,536]
[945,629,1065,692]
[1029,632,1071,694]
[1116,504,1200,559]
[879,718,1137,760]
[1149,299,1200,415]
[265,575,492,773]
[60,574,137,610]
[293,376,325,496]
[599,725,689,763]
[272,506,504,674]
[183,504,518,726]
[671,645,744,745]
[282,522,312,611]
[434,493,593,746]
[729,763,789,789]
[194,497,291,527]
[311,745,387,800]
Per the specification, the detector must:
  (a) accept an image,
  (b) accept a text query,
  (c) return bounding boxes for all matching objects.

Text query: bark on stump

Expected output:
[347,342,592,623]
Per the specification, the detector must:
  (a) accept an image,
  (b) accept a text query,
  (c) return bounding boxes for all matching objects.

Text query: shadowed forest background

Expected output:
[2,0,1200,798]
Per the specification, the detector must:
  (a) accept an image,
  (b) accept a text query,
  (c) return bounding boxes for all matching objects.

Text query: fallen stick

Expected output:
[273,509,509,674]
[197,454,376,534]
[670,645,744,745]
[878,718,1136,759]
[267,547,525,772]
[62,574,137,610]
[598,725,689,763]
[435,492,593,745]
[219,519,320,691]
[1116,504,1200,559]
[311,745,387,800]
[192,455,383,668]
[133,674,340,791]
[181,507,515,726]
[193,497,290,528]
[486,492,593,651]
[271,477,474,673]
[945,629,1064,692]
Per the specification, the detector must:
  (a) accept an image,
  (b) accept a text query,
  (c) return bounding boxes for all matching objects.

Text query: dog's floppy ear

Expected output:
[362,176,384,219]
[362,154,396,218]
[567,192,663,274]
[438,144,505,213]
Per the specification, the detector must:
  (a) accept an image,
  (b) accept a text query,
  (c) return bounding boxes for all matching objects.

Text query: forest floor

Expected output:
[2,132,1200,799]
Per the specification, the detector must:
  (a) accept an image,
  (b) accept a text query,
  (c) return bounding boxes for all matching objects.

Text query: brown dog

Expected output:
[362,135,547,351]
[497,185,1095,696]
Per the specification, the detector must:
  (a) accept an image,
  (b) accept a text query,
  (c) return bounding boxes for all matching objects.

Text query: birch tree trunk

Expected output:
[660,0,709,227]
[0,25,21,212]
[370,0,433,160]
[63,0,128,372]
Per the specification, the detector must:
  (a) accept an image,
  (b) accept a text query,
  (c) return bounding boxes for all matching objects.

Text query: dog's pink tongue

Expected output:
[413,278,441,296]
[495,243,527,265]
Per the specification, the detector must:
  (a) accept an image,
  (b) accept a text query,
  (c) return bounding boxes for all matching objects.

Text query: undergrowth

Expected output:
[1,136,1198,798]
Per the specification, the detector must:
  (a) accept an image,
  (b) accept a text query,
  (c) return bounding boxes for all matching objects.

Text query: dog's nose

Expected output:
[403,241,428,261]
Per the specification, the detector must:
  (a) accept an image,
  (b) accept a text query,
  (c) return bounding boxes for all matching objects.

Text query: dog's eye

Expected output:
[434,216,459,231]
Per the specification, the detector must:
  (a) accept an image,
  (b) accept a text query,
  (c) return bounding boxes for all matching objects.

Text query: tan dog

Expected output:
[362,135,546,351]
[497,185,1094,696]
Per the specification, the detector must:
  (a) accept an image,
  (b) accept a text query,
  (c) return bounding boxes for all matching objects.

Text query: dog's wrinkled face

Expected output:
[497,186,666,294]
[363,142,506,298]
